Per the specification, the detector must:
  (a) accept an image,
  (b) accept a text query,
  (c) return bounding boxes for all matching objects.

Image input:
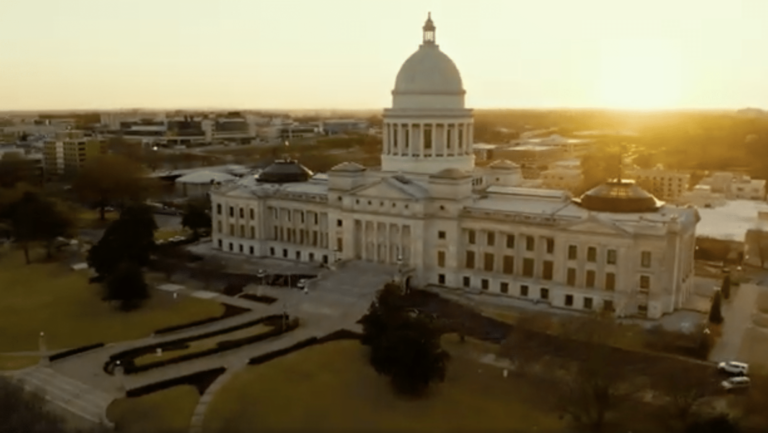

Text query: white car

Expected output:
[718,361,749,376]
[721,376,750,391]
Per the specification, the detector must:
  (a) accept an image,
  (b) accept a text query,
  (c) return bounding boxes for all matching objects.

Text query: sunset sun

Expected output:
[597,39,683,110]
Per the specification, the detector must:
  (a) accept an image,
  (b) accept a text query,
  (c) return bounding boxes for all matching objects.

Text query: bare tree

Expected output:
[649,363,713,430]
[553,314,635,433]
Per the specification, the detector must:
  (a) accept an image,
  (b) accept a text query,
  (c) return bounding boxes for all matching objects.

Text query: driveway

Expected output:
[708,283,761,362]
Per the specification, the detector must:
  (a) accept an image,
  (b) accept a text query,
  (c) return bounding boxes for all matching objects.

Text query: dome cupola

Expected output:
[257,159,313,184]
[575,179,664,213]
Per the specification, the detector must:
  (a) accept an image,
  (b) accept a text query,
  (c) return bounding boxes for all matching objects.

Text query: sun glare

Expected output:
[596,39,683,110]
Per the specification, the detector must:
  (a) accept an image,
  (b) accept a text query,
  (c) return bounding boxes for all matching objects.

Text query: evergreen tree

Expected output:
[181,200,212,238]
[87,203,157,277]
[709,290,724,324]
[104,261,149,311]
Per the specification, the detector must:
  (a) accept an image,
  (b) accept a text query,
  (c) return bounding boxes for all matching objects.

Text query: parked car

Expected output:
[718,361,749,376]
[721,376,750,392]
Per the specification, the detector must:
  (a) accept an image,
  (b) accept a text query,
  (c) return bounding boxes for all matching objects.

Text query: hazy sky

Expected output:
[1,0,766,111]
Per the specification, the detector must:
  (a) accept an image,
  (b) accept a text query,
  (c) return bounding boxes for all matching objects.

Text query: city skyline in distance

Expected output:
[2,0,767,112]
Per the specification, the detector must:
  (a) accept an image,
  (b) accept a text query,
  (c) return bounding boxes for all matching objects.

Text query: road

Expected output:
[709,283,761,363]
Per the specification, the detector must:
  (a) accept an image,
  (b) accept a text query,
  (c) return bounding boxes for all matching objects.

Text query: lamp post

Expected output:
[332,248,339,270]
[38,331,48,365]
[256,269,266,296]
[396,255,404,292]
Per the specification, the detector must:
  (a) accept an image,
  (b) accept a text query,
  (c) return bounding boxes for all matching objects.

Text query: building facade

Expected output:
[42,131,107,176]
[629,167,691,202]
[210,14,699,320]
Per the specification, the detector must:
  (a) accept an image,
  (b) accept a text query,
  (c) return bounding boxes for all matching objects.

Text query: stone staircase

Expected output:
[9,366,116,427]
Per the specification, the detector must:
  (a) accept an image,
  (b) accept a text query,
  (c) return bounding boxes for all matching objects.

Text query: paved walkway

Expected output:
[709,283,762,363]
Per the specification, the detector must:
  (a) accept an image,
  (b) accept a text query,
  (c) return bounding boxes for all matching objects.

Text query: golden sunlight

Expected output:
[596,38,683,109]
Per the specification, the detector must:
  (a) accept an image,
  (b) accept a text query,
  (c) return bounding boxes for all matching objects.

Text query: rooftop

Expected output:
[696,199,768,241]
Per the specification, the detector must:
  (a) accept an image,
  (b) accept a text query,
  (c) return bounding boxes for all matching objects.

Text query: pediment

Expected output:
[563,216,630,236]
[351,179,419,200]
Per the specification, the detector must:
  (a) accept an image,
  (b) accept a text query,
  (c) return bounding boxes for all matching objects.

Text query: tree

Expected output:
[104,261,149,311]
[0,152,34,188]
[181,199,212,238]
[8,191,74,263]
[87,203,157,277]
[684,413,741,433]
[0,376,110,433]
[721,274,732,300]
[552,315,635,433]
[709,290,724,324]
[650,363,713,430]
[72,154,155,220]
[360,283,450,397]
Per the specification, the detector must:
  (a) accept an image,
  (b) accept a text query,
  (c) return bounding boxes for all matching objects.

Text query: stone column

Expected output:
[464,123,470,155]
[431,122,437,157]
[382,123,389,155]
[468,123,473,152]
[419,123,425,158]
[442,123,449,157]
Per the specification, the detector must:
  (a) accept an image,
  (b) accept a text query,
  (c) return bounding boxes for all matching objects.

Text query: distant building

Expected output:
[496,144,564,167]
[699,172,766,200]
[540,159,583,193]
[472,143,497,161]
[678,185,727,208]
[42,131,107,177]
[175,171,238,198]
[321,119,369,135]
[628,167,690,201]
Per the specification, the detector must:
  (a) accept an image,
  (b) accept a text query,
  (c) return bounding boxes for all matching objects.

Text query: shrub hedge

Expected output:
[48,342,105,362]
[125,367,226,398]
[239,294,278,305]
[105,314,285,374]
[125,319,299,374]
[152,304,250,336]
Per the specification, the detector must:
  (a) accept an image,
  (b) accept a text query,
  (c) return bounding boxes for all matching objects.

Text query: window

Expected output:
[487,232,495,246]
[565,294,574,307]
[240,225,245,237]
[605,273,616,291]
[540,287,549,300]
[567,268,576,286]
[481,279,489,290]
[295,251,301,260]
[437,251,446,268]
[526,236,535,251]
[542,260,553,280]
[586,270,596,288]
[337,219,343,227]
[603,300,614,312]
[216,204,222,215]
[545,238,555,254]
[229,243,233,251]
[269,247,275,256]
[336,237,343,252]
[587,247,597,262]
[522,258,534,277]
[462,276,470,288]
[584,297,593,310]
[465,251,475,269]
[506,234,515,249]
[239,244,243,253]
[468,230,476,244]
[217,239,222,248]
[607,249,617,265]
[484,253,494,272]
[250,208,255,220]
[641,251,651,268]
[640,275,650,290]
[438,230,446,240]
[309,253,314,261]
[217,221,222,233]
[520,285,529,297]
[568,245,577,260]
[502,255,514,274]
[300,212,305,224]
[282,249,288,258]
[286,212,291,222]
[438,274,446,285]
[229,224,234,236]
[500,282,509,294]
[229,206,234,217]
[638,304,648,313]
[239,208,244,218]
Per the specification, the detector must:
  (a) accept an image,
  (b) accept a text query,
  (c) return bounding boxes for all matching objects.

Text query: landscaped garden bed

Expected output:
[239,294,278,305]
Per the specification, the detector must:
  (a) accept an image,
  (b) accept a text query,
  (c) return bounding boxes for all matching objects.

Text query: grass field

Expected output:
[133,324,272,366]
[202,340,566,433]
[106,385,199,433]
[155,228,191,242]
[73,208,117,229]
[0,246,225,352]
[0,354,39,370]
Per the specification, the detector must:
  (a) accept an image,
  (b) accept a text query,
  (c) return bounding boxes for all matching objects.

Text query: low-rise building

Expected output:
[42,131,107,177]
[699,172,766,200]
[628,167,690,201]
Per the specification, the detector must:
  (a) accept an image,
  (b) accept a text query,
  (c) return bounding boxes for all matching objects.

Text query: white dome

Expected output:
[394,46,464,95]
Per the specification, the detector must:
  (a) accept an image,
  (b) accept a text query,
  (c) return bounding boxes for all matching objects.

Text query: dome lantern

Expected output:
[422,12,436,45]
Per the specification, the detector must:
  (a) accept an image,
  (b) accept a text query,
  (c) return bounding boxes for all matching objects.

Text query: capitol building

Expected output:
[210,14,700,320]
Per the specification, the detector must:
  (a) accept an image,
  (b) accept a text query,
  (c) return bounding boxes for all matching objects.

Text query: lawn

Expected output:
[202,339,566,433]
[155,228,191,242]
[73,207,117,229]
[0,354,39,370]
[0,246,225,352]
[133,324,272,366]
[106,385,199,433]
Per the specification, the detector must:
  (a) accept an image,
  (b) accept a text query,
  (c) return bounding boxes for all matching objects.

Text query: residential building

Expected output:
[209,14,699,320]
[628,167,690,201]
